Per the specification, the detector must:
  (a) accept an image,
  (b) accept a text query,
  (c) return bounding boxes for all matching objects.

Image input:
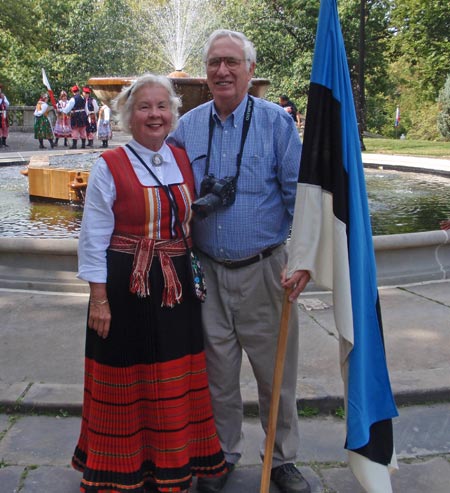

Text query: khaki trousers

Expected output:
[199,245,301,466]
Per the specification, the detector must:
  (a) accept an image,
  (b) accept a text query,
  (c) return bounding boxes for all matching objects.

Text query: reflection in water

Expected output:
[365,168,450,236]
[0,164,449,238]
[0,164,83,238]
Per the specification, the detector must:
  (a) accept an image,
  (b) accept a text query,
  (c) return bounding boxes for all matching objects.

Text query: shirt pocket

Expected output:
[240,153,276,194]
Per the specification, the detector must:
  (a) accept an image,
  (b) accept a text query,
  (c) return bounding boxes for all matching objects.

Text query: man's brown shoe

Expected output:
[270,463,311,493]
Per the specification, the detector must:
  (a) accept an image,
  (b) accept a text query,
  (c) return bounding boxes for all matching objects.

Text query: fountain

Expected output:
[88,0,270,111]
[2,0,448,292]
[87,75,270,116]
[24,0,270,204]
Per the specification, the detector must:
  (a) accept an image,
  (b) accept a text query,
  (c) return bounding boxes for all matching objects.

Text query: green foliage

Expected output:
[334,407,345,419]
[1,0,143,104]
[0,0,449,141]
[364,137,450,158]
[220,0,319,109]
[390,0,450,103]
[437,74,450,140]
[298,405,319,417]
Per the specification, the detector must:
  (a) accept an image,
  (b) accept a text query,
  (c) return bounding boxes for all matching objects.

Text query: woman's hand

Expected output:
[88,300,111,339]
[88,282,111,339]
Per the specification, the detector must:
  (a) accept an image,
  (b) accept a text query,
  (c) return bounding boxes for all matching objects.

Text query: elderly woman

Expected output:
[72,74,226,493]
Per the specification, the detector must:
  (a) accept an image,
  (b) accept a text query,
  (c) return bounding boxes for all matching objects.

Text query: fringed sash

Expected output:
[109,233,192,307]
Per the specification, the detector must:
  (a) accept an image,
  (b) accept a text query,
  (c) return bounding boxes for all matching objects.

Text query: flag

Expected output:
[287,0,398,491]
[42,68,57,109]
[395,106,400,127]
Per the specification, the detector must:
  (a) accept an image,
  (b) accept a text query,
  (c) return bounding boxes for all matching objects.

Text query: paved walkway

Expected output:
[0,280,449,493]
[2,130,450,175]
[1,131,450,492]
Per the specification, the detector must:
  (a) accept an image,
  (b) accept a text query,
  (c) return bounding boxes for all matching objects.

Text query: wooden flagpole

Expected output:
[260,289,293,493]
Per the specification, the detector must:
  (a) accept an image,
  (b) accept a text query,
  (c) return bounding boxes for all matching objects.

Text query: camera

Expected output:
[191,174,237,218]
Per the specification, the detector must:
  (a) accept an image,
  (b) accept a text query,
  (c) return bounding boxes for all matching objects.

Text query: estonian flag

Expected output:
[287,0,399,491]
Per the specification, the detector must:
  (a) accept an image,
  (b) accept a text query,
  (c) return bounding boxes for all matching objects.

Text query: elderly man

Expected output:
[168,30,310,493]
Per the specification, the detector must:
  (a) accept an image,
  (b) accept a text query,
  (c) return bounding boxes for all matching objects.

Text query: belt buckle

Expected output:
[222,259,236,267]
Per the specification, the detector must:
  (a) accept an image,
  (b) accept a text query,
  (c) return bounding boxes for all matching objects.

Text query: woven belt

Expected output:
[109,233,191,306]
[207,244,282,269]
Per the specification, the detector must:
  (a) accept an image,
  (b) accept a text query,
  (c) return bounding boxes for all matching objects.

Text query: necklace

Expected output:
[151,153,163,166]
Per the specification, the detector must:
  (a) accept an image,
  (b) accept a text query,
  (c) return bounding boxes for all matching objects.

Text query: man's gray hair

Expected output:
[113,73,181,134]
[203,30,257,71]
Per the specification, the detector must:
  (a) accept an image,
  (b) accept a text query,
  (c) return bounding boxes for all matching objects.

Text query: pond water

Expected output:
[0,161,449,238]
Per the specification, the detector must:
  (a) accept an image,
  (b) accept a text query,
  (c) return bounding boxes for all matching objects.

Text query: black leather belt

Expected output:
[206,244,282,269]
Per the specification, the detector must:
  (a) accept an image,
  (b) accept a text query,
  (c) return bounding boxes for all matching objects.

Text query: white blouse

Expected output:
[77,139,184,283]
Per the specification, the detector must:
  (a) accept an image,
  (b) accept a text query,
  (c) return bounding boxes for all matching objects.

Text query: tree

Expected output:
[339,0,392,136]
[437,74,450,140]
[390,0,450,103]
[221,0,319,111]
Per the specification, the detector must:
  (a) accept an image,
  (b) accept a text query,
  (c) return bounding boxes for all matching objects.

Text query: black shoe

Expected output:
[270,463,311,493]
[197,462,234,493]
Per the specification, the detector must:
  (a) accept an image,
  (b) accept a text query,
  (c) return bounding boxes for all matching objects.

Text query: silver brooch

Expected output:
[151,153,163,166]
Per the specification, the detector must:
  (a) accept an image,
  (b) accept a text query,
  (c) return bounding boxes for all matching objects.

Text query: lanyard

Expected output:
[204,95,254,181]
[126,144,188,246]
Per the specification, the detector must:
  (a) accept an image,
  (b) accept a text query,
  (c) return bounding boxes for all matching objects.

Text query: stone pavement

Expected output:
[0,130,128,166]
[2,130,450,176]
[1,132,450,491]
[0,280,449,492]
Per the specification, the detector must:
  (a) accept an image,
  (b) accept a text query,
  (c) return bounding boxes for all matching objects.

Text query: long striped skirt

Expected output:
[72,250,226,492]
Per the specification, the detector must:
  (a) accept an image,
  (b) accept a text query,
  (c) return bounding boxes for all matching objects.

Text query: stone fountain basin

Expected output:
[0,230,448,293]
[87,76,271,114]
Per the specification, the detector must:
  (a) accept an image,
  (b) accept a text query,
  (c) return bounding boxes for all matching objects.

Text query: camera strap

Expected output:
[126,144,189,249]
[204,95,254,181]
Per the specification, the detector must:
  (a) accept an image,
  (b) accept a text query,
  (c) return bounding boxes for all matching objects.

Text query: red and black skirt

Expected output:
[72,250,226,492]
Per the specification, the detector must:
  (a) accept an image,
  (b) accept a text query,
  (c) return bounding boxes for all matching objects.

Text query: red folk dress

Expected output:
[72,146,226,493]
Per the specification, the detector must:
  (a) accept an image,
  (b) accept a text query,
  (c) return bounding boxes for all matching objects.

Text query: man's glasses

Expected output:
[206,57,248,70]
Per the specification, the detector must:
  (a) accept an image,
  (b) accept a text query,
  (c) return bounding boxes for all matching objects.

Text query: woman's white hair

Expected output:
[112,73,181,133]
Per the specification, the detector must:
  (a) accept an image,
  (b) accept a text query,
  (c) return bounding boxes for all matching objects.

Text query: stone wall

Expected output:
[0,231,448,293]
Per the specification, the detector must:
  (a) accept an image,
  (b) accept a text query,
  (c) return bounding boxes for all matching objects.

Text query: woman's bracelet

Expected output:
[89,298,109,305]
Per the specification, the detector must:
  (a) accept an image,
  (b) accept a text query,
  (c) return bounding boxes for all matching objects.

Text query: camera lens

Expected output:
[191,193,223,219]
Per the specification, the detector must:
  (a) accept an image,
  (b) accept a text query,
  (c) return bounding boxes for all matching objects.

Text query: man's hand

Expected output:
[281,268,311,302]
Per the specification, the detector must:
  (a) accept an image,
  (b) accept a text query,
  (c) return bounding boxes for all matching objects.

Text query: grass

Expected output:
[363,137,450,158]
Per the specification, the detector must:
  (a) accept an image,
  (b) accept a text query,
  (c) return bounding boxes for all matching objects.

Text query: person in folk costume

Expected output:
[83,86,99,147]
[0,84,10,148]
[33,93,55,149]
[72,73,227,493]
[62,85,88,149]
[53,90,72,147]
[96,101,112,148]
